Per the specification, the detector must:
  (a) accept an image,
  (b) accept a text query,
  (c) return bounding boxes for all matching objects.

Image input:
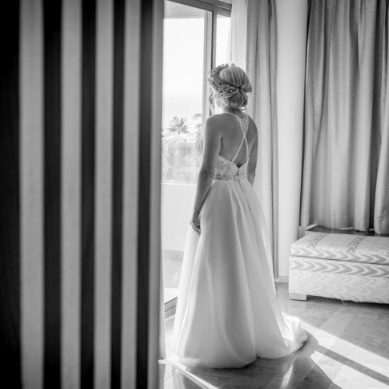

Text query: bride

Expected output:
[170,64,307,368]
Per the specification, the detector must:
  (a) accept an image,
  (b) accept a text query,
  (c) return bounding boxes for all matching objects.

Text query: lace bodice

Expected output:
[214,114,249,181]
[214,155,248,181]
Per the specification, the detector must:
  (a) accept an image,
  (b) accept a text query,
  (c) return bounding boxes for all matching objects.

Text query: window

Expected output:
[162,2,207,185]
[161,0,231,312]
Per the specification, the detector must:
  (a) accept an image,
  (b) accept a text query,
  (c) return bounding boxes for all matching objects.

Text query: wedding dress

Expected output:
[170,113,307,368]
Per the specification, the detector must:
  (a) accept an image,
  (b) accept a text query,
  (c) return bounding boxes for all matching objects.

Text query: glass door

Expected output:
[161,0,231,313]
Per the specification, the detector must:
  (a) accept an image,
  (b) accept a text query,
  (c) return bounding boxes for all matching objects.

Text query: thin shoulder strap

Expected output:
[231,114,250,163]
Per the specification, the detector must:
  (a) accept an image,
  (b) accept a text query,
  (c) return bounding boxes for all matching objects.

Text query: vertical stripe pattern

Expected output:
[111,0,125,387]
[43,1,63,386]
[137,1,154,384]
[20,1,44,388]
[121,0,141,387]
[80,0,96,386]
[61,0,81,386]
[95,0,113,386]
[137,1,164,388]
[1,1,21,388]
[148,1,164,388]
[2,0,163,387]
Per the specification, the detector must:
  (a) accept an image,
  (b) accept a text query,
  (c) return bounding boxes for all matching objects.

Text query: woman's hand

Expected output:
[190,210,201,234]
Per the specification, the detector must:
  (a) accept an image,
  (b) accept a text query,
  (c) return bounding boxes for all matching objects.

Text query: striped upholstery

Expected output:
[289,232,389,304]
[1,0,163,388]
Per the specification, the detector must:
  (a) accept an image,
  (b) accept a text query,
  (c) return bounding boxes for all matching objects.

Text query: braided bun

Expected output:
[208,64,252,109]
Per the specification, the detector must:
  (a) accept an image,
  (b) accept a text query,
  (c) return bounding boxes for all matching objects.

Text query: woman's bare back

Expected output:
[216,112,258,167]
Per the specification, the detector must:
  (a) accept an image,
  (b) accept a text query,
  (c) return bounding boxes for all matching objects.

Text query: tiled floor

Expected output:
[159,283,389,389]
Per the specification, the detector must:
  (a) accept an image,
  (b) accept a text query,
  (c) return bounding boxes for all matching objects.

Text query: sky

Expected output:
[162,17,230,129]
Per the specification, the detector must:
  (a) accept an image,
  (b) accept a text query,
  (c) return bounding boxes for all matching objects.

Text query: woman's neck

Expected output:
[222,107,242,115]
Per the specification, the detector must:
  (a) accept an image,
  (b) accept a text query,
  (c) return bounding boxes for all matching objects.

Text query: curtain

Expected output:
[301,0,389,235]
[245,0,279,276]
[0,0,163,388]
[228,0,247,68]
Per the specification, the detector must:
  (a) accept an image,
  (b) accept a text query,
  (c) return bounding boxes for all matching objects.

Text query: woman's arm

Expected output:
[190,116,221,231]
[247,131,258,186]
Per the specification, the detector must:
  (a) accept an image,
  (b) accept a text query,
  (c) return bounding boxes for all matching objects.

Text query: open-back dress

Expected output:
[170,113,307,368]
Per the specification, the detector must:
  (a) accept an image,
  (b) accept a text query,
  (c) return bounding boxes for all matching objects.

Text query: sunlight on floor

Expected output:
[160,284,389,389]
[302,321,389,388]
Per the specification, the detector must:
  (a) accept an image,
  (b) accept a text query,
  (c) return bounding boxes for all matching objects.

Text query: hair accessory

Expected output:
[208,64,236,95]
[208,64,252,97]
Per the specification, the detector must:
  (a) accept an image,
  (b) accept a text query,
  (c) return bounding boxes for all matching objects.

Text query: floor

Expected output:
[159,283,389,389]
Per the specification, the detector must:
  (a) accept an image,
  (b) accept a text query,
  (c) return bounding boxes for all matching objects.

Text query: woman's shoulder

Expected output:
[207,112,232,122]
[206,112,257,133]
[205,113,230,130]
[247,114,257,130]
[206,112,243,125]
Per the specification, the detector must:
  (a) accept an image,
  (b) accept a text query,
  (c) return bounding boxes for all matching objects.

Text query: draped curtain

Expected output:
[228,0,247,69]
[245,0,279,276]
[0,0,163,388]
[301,0,389,235]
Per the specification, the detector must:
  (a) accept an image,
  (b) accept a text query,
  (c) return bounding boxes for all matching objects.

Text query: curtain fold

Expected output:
[301,0,389,235]
[246,0,279,276]
[374,8,389,235]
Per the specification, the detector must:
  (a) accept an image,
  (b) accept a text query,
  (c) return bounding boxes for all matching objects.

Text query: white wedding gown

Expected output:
[170,113,307,368]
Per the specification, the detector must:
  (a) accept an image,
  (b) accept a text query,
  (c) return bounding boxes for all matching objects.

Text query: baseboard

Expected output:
[275,276,289,283]
[299,224,317,238]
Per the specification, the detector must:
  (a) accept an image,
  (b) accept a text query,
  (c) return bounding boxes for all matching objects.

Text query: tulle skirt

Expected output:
[170,178,307,368]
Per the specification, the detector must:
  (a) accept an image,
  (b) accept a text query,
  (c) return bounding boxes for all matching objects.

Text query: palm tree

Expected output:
[166,116,189,135]
[193,113,204,156]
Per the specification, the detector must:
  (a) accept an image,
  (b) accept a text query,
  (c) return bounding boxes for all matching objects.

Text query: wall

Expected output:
[275,0,308,277]
[161,183,196,251]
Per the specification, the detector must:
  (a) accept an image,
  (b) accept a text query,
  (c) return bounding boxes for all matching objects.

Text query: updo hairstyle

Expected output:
[208,64,252,110]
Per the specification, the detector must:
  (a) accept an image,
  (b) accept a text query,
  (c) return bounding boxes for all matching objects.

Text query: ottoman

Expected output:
[289,230,389,304]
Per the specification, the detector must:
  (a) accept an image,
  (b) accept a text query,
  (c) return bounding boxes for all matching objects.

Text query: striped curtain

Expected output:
[0,0,163,388]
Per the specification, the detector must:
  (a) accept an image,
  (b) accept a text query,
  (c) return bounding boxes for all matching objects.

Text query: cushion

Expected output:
[291,232,389,266]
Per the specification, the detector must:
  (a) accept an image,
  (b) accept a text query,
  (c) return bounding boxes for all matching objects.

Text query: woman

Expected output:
[171,64,307,368]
